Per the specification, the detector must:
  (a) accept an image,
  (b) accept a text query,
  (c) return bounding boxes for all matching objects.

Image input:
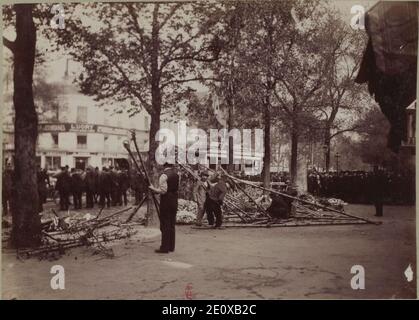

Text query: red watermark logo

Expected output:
[184,283,193,300]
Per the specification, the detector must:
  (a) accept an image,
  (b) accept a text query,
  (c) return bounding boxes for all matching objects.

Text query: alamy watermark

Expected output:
[155,121,264,174]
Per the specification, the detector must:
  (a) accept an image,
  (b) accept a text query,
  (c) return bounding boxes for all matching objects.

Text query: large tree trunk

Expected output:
[261,102,271,188]
[324,124,331,172]
[145,3,161,227]
[145,109,161,227]
[11,4,41,248]
[227,95,234,173]
[290,122,299,185]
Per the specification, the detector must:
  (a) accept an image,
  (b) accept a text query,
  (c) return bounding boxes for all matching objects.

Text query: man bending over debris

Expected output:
[267,192,289,219]
[266,185,298,220]
[206,173,227,228]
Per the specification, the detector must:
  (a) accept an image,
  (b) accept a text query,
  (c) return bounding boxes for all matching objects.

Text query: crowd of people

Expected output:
[307,170,415,205]
[46,165,147,212]
[3,161,415,254]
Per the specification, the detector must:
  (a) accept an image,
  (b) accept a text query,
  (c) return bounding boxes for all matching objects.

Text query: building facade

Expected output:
[3,82,150,171]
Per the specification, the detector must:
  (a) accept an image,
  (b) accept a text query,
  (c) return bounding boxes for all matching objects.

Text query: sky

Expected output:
[1,1,377,82]
[2,0,379,110]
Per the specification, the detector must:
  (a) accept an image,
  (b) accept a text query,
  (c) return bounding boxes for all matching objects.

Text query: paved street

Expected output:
[1,204,416,299]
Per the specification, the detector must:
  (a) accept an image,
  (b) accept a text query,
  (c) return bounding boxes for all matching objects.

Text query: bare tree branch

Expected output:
[158,3,183,30]
[101,49,152,112]
[330,125,361,140]
[3,36,15,53]
[160,76,219,90]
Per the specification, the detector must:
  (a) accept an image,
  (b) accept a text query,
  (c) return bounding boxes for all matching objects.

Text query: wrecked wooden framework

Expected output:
[16,204,146,260]
[179,162,380,228]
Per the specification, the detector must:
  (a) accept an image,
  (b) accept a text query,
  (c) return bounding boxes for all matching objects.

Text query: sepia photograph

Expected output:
[0,0,417,301]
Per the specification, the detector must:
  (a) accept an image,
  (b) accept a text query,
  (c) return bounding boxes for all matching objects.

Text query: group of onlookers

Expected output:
[307,170,415,205]
[2,164,147,215]
[51,165,146,211]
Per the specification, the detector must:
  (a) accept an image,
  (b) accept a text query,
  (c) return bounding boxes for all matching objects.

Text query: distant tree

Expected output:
[48,2,223,225]
[186,92,223,130]
[272,1,330,184]
[354,108,399,169]
[315,10,369,171]
[52,2,221,182]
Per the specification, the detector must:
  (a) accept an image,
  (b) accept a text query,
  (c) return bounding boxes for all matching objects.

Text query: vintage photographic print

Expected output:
[0,0,417,301]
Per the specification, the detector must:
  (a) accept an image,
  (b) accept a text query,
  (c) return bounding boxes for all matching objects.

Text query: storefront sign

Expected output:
[5,122,138,136]
[39,124,67,132]
[35,123,131,136]
[68,123,96,133]
[96,125,128,136]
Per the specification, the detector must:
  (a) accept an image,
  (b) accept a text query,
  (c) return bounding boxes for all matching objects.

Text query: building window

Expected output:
[102,157,113,168]
[46,156,61,170]
[75,157,89,170]
[144,116,150,130]
[244,160,254,169]
[77,135,87,149]
[77,106,88,123]
[104,135,109,151]
[52,133,59,148]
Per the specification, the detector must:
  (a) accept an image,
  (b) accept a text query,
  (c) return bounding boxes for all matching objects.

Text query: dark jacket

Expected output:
[267,194,288,219]
[131,170,146,193]
[99,171,112,193]
[165,168,180,194]
[85,170,97,193]
[118,171,130,192]
[37,169,49,197]
[71,172,85,193]
[208,179,227,203]
[55,171,72,194]
[109,169,119,192]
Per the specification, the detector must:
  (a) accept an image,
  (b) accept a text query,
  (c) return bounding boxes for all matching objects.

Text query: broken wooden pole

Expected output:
[219,166,269,216]
[223,173,381,225]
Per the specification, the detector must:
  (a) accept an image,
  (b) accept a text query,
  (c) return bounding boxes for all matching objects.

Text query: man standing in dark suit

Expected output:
[71,168,84,210]
[55,166,72,211]
[85,166,96,208]
[149,163,180,254]
[2,163,14,216]
[99,167,112,208]
[131,169,145,205]
[118,169,130,206]
[109,166,119,206]
[37,166,50,213]
[371,166,387,217]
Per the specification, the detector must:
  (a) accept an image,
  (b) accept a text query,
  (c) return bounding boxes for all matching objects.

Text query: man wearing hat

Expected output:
[194,171,209,226]
[55,166,72,211]
[85,166,96,209]
[149,162,180,253]
[206,172,227,228]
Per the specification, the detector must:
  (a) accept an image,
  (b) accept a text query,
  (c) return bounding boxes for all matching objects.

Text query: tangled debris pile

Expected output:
[176,199,198,224]
[177,163,380,228]
[16,206,145,260]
